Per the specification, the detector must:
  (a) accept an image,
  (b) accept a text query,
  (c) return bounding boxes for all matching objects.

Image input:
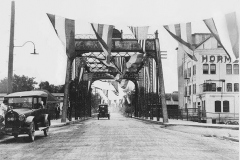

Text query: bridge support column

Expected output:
[155,31,168,123]
[62,57,73,122]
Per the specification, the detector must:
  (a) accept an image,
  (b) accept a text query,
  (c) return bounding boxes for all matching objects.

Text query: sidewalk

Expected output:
[50,116,92,128]
[131,116,239,129]
[132,116,239,142]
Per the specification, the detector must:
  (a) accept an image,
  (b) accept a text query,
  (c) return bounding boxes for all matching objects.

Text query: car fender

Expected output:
[25,116,35,125]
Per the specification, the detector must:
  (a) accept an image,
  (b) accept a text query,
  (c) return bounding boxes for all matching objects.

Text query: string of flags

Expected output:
[47,11,239,80]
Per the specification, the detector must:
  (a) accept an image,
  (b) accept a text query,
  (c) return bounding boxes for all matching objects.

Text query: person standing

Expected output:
[0,100,9,119]
[55,104,60,119]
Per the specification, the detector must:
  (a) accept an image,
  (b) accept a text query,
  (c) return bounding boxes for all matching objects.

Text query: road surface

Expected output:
[0,113,238,160]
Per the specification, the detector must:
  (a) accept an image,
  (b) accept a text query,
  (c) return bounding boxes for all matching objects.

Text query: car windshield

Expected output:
[8,97,32,109]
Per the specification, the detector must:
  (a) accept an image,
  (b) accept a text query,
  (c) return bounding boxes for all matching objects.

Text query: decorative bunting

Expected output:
[78,67,84,83]
[47,13,75,58]
[91,23,114,64]
[126,53,144,70]
[129,26,149,53]
[164,23,197,61]
[204,12,239,62]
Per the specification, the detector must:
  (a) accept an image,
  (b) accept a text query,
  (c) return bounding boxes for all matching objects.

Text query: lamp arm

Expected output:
[14,41,36,49]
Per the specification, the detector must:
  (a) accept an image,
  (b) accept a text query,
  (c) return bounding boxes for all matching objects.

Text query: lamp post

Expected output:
[7,1,38,94]
[7,41,38,94]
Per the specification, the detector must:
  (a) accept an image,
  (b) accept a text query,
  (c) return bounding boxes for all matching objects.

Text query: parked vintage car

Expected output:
[98,104,110,120]
[0,90,59,141]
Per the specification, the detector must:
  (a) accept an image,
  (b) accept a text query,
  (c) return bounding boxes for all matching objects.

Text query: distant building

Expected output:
[177,33,239,122]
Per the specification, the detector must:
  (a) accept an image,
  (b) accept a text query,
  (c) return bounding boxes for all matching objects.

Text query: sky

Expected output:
[0,0,239,93]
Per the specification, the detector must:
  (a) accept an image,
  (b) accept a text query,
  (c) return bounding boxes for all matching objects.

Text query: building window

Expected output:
[210,64,216,74]
[234,83,239,92]
[223,101,229,112]
[215,101,221,112]
[189,85,191,95]
[227,83,232,92]
[193,65,196,75]
[203,64,209,74]
[188,67,191,77]
[193,84,196,94]
[226,64,232,74]
[185,86,187,96]
[233,64,239,74]
[211,83,216,91]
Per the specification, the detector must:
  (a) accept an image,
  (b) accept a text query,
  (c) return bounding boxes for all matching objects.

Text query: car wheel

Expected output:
[29,122,35,142]
[108,115,110,120]
[44,120,50,136]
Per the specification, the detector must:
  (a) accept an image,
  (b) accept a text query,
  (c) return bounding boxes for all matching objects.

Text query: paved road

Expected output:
[0,113,238,160]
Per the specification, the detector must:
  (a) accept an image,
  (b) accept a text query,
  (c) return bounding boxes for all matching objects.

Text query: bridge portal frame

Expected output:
[61,31,169,123]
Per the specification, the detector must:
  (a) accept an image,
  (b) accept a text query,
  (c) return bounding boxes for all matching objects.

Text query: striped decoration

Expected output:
[129,26,149,53]
[204,12,239,62]
[91,23,114,65]
[152,59,157,93]
[113,57,126,73]
[164,23,197,61]
[47,13,75,58]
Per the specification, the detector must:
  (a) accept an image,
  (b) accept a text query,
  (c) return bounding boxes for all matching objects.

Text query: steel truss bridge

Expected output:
[62,30,169,123]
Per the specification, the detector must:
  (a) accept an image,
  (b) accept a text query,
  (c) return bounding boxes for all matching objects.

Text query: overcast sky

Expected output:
[0,0,239,93]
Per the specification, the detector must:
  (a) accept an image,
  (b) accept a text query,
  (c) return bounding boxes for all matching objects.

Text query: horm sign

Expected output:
[202,55,231,63]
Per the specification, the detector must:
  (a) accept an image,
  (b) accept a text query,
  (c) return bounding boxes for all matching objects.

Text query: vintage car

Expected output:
[0,90,59,141]
[98,104,110,120]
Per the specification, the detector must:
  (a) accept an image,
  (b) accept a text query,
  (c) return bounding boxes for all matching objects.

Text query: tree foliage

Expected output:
[38,81,64,93]
[0,74,38,93]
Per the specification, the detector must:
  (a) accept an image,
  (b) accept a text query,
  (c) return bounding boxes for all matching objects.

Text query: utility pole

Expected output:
[8,1,15,94]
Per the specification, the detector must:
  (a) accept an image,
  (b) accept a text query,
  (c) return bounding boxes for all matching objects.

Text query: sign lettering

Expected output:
[202,55,231,63]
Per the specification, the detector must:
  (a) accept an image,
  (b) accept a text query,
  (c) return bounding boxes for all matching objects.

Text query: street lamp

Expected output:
[14,41,38,55]
[7,41,38,94]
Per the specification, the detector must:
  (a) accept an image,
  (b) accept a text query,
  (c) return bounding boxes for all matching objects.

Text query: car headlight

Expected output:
[0,115,4,123]
[19,114,25,121]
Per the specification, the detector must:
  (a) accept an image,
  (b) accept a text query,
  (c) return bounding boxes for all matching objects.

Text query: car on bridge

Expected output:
[0,90,59,141]
[98,104,110,120]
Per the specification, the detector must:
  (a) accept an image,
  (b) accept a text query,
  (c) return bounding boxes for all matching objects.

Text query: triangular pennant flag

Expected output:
[204,12,239,62]
[47,13,75,58]
[91,23,114,64]
[113,57,126,73]
[145,64,150,93]
[129,26,149,53]
[78,67,84,83]
[164,22,197,61]
[100,59,121,73]
[126,53,144,70]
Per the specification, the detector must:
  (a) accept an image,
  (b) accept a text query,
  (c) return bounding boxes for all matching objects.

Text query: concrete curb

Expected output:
[50,117,93,128]
[132,117,239,130]
[222,136,239,142]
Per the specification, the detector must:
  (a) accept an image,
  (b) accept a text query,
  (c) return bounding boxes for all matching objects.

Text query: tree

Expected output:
[0,74,38,93]
[0,78,8,93]
[38,81,64,93]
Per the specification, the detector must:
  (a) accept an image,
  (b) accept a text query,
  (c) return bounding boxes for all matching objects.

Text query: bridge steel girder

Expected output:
[62,33,169,123]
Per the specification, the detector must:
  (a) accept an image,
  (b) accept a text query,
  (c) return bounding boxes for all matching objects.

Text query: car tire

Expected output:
[44,120,50,136]
[108,115,110,120]
[29,122,35,142]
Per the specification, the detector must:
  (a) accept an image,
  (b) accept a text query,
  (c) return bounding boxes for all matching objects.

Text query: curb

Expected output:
[50,117,93,128]
[223,136,239,142]
[132,117,239,130]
